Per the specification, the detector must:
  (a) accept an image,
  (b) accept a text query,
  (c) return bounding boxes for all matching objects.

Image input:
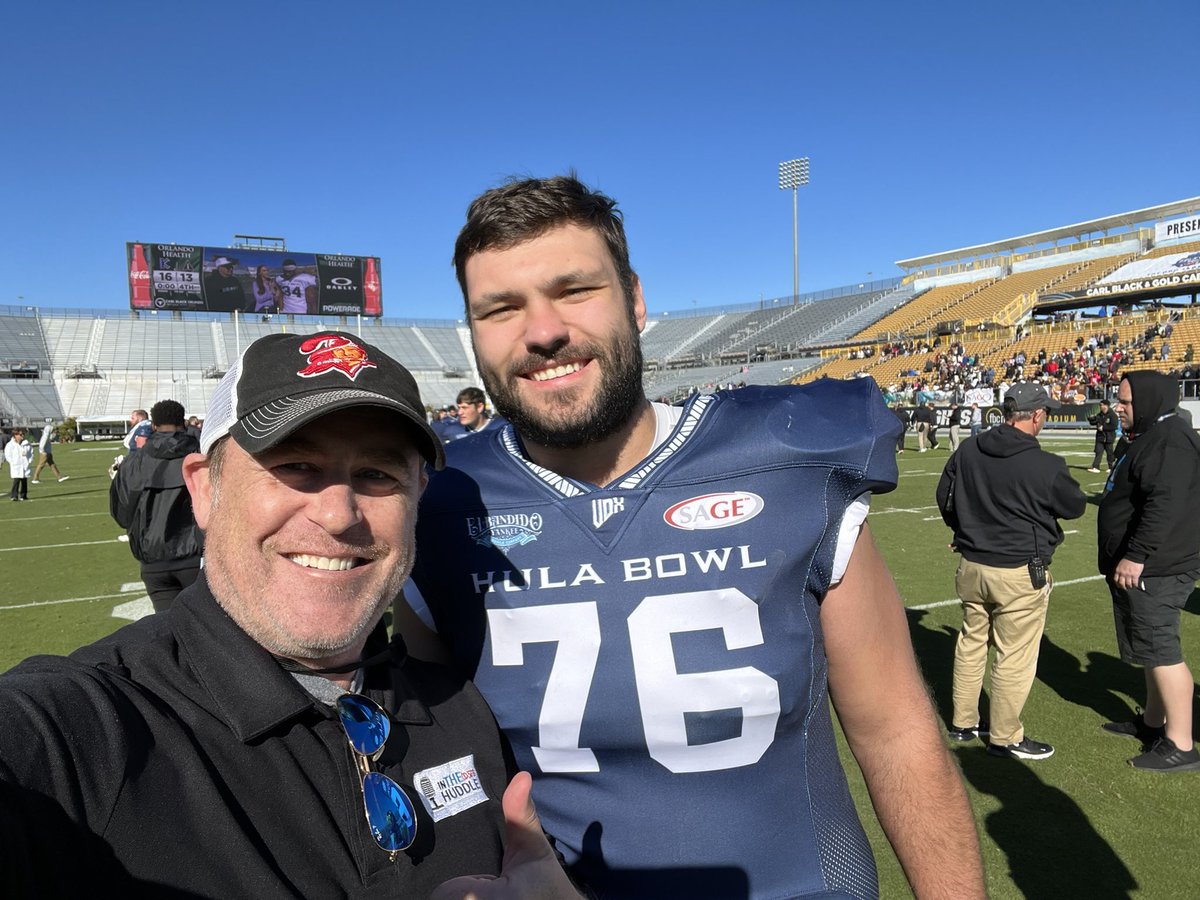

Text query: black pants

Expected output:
[10,478,27,500]
[1092,437,1115,470]
[141,563,202,613]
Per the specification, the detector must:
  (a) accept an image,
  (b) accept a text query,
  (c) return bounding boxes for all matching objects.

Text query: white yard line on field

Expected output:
[0,591,132,610]
[0,539,123,552]
[908,573,1106,610]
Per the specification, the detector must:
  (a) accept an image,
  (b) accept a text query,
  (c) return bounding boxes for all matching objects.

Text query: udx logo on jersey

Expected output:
[466,513,543,548]
[592,496,625,529]
[663,491,765,531]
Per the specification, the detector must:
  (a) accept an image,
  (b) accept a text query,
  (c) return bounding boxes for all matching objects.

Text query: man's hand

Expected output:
[430,772,581,900]
[1112,557,1145,591]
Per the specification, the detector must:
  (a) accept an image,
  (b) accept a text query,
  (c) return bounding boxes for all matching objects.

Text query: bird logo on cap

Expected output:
[297,335,377,381]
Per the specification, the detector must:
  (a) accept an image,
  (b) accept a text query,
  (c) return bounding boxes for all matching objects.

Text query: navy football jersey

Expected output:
[410,379,900,899]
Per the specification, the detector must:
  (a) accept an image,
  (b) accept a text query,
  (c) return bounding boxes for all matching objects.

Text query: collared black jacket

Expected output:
[0,577,511,898]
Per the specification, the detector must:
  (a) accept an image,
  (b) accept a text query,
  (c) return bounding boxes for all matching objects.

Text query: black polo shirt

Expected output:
[0,576,510,898]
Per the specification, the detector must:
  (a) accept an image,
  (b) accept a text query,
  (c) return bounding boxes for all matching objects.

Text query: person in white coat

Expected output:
[5,429,34,501]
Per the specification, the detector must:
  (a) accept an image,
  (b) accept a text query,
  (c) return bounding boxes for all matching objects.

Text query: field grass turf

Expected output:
[2,436,1198,897]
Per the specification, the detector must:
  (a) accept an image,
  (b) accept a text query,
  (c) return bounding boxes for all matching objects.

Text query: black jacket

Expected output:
[1097,371,1200,575]
[1092,408,1118,443]
[937,423,1087,567]
[0,578,511,897]
[109,430,203,570]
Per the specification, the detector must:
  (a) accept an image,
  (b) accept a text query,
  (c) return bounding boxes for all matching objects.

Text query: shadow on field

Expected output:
[1184,586,1200,617]
[956,748,1137,898]
[1037,636,1145,724]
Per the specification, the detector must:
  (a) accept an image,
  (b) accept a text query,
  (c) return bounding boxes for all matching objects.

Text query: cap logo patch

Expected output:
[296,335,377,381]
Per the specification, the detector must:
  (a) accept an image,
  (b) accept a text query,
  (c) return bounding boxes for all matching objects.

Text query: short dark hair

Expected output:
[453,174,636,313]
[456,387,486,406]
[151,399,186,427]
[1099,399,1110,408]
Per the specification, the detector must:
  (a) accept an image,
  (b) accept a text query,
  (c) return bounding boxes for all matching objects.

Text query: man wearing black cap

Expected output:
[937,381,1087,761]
[1098,371,1200,773]
[203,255,249,312]
[0,331,576,897]
[109,398,204,612]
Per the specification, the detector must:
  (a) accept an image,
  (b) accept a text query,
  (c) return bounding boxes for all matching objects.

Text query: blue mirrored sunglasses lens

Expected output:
[363,772,417,852]
[337,694,390,757]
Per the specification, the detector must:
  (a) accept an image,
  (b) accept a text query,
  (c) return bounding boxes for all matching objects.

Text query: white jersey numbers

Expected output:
[487,589,781,775]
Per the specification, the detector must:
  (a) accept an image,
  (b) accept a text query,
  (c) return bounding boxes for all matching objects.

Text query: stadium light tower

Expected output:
[778,157,810,305]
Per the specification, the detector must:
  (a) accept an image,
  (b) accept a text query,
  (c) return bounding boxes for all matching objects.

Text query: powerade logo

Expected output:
[466,513,543,548]
[663,492,764,531]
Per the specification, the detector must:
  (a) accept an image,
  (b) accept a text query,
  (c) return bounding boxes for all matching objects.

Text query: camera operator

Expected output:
[936,383,1086,760]
[1087,399,1119,473]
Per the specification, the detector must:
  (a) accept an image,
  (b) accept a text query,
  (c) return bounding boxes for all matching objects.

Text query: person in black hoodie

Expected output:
[110,399,204,612]
[937,382,1086,761]
[1098,371,1200,773]
[1087,398,1119,473]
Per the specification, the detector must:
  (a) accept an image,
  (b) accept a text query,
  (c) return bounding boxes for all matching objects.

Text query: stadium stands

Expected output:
[5,199,1200,431]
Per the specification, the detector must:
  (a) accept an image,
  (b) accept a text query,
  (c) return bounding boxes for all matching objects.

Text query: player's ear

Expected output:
[631,274,647,334]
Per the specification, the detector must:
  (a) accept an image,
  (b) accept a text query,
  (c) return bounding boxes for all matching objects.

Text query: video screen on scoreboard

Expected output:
[126,242,383,317]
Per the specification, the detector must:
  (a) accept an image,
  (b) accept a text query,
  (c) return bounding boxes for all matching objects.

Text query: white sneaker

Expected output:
[58,476,70,482]
[1086,468,1101,474]
[30,480,40,484]
[118,534,130,543]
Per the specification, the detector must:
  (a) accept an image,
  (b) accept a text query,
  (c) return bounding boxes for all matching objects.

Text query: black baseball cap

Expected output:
[200,331,444,468]
[1005,382,1061,412]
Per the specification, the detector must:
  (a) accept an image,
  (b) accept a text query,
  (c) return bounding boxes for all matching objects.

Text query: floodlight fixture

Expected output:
[778,157,810,303]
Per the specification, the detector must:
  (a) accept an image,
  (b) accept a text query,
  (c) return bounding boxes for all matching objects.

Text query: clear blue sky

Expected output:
[2,1,1196,320]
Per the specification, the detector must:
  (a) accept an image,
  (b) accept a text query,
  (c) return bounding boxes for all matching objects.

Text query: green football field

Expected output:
[2,436,1198,897]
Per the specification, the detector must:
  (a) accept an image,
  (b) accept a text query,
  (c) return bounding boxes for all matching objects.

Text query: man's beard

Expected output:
[478,317,645,450]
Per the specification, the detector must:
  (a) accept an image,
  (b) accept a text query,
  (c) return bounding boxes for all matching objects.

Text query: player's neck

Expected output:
[524,398,656,487]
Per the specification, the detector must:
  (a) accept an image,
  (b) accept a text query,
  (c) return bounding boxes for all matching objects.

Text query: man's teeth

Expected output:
[286,554,359,571]
[530,362,583,382]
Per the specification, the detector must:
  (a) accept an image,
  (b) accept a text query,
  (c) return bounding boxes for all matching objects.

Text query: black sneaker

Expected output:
[1128,738,1200,773]
[947,722,990,742]
[1101,713,1165,748]
[987,738,1054,760]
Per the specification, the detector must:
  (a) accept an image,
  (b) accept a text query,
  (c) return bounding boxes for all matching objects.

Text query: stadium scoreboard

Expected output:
[126,242,383,317]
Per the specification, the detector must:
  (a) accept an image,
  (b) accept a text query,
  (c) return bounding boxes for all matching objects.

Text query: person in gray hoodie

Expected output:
[937,382,1086,761]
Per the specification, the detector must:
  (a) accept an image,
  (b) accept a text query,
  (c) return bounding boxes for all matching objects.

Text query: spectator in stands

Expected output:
[1099,372,1200,772]
[0,332,573,897]
[109,400,205,613]
[123,409,152,455]
[1087,400,1119,474]
[186,416,202,441]
[5,428,33,501]
[31,422,69,484]
[1160,342,1170,362]
[937,383,1086,761]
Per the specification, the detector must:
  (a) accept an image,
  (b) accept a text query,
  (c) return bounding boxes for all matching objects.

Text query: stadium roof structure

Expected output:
[895,196,1200,272]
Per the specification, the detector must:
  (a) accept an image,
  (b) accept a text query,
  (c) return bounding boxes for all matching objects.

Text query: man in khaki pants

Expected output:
[936,383,1086,759]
